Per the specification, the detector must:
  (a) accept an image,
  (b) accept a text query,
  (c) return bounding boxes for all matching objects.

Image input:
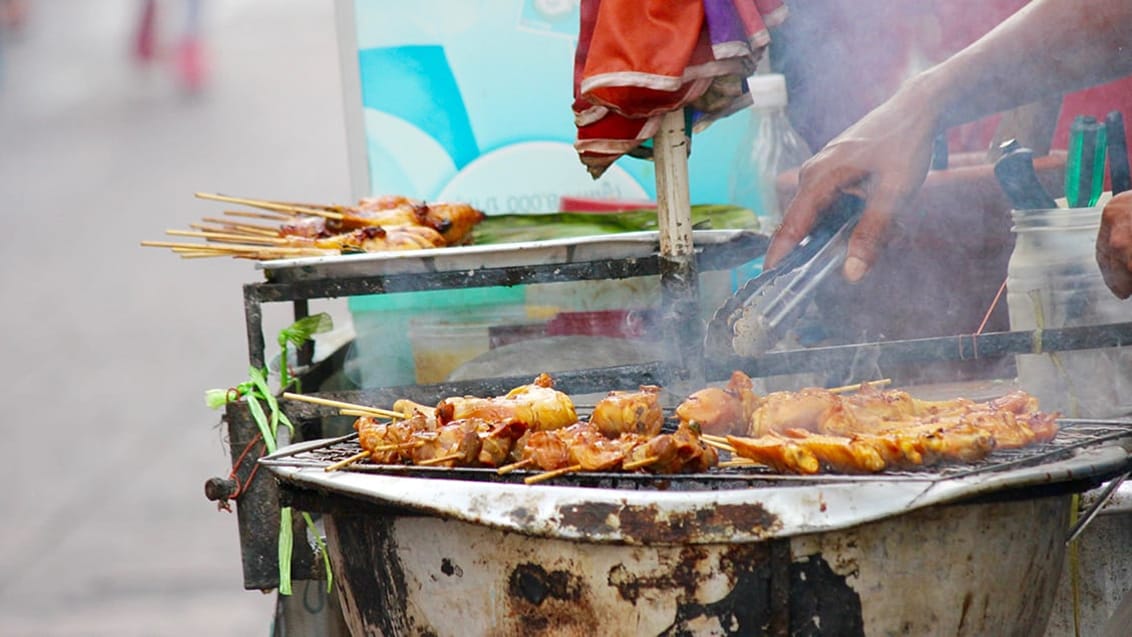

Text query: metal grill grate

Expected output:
[259,418,1132,491]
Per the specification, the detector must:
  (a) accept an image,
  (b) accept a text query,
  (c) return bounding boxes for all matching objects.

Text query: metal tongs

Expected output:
[705,194,865,358]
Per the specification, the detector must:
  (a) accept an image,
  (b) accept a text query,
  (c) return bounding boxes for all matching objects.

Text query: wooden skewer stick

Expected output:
[281,392,404,418]
[166,229,290,245]
[196,192,345,220]
[524,463,583,485]
[142,240,328,255]
[190,223,261,237]
[142,241,260,255]
[828,378,893,394]
[325,450,370,472]
[371,441,424,452]
[172,249,239,257]
[171,244,233,253]
[196,220,281,237]
[417,452,465,467]
[223,209,295,221]
[622,456,659,471]
[274,200,346,212]
[496,458,535,475]
[719,459,759,468]
[700,433,733,445]
[338,408,397,418]
[201,217,281,235]
[701,438,737,454]
[178,252,230,259]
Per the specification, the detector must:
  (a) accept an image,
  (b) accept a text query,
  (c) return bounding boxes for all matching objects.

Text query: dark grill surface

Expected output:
[260,418,1132,491]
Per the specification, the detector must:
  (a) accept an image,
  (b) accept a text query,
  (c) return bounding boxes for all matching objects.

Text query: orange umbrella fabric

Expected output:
[574,0,787,178]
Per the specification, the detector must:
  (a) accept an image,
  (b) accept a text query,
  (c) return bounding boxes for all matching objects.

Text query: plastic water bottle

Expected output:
[730,73,811,229]
[729,73,811,286]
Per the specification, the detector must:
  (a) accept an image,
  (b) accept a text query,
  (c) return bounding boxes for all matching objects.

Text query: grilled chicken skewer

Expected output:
[196,192,484,246]
[437,373,578,432]
[516,420,719,483]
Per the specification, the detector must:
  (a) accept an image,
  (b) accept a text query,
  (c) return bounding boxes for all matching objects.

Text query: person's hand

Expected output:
[764,82,941,282]
[1097,191,1132,299]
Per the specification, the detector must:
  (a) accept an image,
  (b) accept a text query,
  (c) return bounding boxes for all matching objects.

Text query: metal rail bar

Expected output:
[711,321,1132,380]
[249,234,768,304]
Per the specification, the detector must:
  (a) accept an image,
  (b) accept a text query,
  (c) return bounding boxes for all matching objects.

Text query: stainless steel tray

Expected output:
[258,229,763,282]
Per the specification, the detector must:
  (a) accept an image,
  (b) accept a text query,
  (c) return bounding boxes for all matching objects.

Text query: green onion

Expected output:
[203,314,337,596]
[278,507,294,596]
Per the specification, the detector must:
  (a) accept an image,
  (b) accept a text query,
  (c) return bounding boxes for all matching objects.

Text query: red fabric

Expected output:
[574,0,786,178]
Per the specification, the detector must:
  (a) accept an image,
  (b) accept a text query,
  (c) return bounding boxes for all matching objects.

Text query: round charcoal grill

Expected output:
[262,417,1132,637]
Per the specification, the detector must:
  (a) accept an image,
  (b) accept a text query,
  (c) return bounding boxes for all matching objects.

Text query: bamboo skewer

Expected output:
[223,209,295,222]
[524,463,583,485]
[199,218,281,236]
[719,459,758,468]
[701,438,737,454]
[166,229,290,245]
[196,192,345,220]
[178,251,234,259]
[190,222,266,238]
[828,378,892,394]
[417,452,465,467]
[281,392,403,419]
[325,450,370,472]
[338,408,393,418]
[142,240,331,255]
[371,441,425,452]
[622,456,659,471]
[171,245,232,254]
[497,458,535,475]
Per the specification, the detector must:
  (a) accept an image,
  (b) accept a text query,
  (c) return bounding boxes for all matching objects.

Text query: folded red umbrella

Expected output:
[574,0,787,178]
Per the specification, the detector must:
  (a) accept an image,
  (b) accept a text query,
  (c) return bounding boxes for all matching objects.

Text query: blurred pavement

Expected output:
[0,1,350,635]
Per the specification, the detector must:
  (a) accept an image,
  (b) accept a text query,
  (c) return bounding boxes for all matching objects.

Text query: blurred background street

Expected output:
[0,1,350,634]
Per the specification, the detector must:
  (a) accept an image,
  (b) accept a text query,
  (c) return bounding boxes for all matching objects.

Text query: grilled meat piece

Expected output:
[590,384,664,439]
[675,370,760,436]
[726,434,822,475]
[354,414,433,464]
[411,421,483,467]
[437,373,577,432]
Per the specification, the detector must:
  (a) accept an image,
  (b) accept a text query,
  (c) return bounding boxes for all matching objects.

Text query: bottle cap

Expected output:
[746,73,788,109]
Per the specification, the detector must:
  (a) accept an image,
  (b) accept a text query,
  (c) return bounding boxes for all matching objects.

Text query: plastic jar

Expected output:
[1006,206,1132,417]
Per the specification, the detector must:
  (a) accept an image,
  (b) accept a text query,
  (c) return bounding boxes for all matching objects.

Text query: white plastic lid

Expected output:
[746,73,787,109]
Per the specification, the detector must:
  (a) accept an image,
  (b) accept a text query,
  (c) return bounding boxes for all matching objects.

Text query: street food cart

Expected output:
[177,2,1132,635]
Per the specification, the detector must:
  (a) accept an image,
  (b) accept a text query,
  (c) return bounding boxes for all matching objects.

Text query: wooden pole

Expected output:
[652,109,704,388]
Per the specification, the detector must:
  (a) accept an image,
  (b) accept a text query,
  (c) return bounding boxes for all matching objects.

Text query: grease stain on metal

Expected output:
[505,562,598,635]
[440,558,463,578]
[607,546,711,604]
[556,501,781,543]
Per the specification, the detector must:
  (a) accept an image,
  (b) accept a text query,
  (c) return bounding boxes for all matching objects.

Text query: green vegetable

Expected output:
[474,204,760,245]
[277,312,334,392]
[202,313,335,596]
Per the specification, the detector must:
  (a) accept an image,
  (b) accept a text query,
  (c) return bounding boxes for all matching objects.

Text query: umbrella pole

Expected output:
[652,109,704,387]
